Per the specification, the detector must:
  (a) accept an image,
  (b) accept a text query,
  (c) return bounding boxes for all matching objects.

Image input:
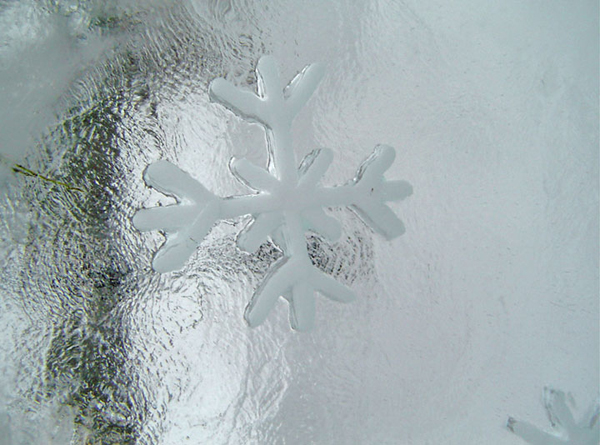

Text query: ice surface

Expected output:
[0,0,597,444]
[0,0,110,188]
[134,56,412,330]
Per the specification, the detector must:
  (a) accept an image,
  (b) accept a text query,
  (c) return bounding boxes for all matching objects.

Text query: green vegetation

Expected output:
[11,162,86,193]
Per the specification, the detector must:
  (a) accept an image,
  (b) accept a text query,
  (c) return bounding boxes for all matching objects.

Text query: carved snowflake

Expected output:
[507,387,600,445]
[133,56,412,330]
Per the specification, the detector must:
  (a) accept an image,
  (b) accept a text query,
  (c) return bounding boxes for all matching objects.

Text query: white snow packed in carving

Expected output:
[133,56,412,330]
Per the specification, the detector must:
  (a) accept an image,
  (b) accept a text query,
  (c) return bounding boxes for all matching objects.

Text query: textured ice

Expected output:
[134,56,412,330]
[508,388,600,445]
[1,1,596,443]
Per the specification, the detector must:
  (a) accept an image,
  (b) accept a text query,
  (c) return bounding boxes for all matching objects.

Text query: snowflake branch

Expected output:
[305,145,413,239]
[236,212,282,252]
[230,157,280,192]
[209,79,266,125]
[507,418,565,445]
[545,389,577,431]
[133,161,221,272]
[209,57,283,129]
[284,62,325,120]
[297,147,334,188]
[210,56,326,185]
[244,254,355,331]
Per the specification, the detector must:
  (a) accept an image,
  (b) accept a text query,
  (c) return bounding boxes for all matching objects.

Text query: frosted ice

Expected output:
[133,56,412,330]
[508,388,600,445]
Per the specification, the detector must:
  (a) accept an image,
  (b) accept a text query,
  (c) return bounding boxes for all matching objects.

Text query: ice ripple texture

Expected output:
[0,0,597,444]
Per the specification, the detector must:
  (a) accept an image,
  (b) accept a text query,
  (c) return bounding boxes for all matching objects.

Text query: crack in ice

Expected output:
[134,56,412,330]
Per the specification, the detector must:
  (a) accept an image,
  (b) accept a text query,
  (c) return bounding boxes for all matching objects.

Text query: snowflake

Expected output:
[133,56,412,330]
[507,387,600,445]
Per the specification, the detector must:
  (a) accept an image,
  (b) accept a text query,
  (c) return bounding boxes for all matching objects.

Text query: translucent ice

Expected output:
[134,56,412,330]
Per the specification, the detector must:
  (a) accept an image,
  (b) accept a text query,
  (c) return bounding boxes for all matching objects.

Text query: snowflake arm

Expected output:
[210,56,324,183]
[229,157,280,192]
[210,56,325,128]
[283,61,326,120]
[507,388,600,445]
[295,148,342,242]
[245,241,355,332]
[133,160,276,272]
[508,419,567,445]
[347,145,412,239]
[310,145,413,239]
[133,161,221,273]
[237,212,282,252]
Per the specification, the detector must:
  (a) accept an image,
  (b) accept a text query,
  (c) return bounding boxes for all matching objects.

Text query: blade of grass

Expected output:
[10,161,86,193]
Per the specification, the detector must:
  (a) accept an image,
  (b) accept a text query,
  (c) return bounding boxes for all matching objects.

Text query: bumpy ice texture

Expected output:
[507,388,600,445]
[133,56,412,330]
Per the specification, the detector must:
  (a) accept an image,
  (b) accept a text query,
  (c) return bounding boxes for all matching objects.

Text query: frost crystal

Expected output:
[507,388,600,445]
[133,56,412,330]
